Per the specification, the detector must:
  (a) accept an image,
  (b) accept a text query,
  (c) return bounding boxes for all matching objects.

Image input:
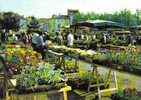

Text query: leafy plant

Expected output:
[0,43,6,50]
[112,88,141,100]
[17,62,62,88]
[77,71,104,84]
[96,46,139,66]
[64,58,79,73]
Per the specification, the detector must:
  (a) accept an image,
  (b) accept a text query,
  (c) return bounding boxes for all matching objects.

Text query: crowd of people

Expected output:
[0,28,137,60]
[0,30,48,60]
[55,30,74,47]
[12,30,75,60]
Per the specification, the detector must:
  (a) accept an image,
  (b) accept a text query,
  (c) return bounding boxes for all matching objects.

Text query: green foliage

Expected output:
[17,63,62,88]
[73,9,141,27]
[77,71,104,84]
[0,43,5,50]
[107,37,116,44]
[64,58,78,72]
[115,40,127,46]
[116,88,141,100]
[107,37,127,46]
[4,48,42,74]
[73,12,86,24]
[16,41,25,46]
[96,47,139,66]
[94,39,101,44]
[0,12,21,32]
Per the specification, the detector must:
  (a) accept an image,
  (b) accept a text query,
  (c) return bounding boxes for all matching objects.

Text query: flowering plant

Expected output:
[95,46,140,66]
[4,48,42,74]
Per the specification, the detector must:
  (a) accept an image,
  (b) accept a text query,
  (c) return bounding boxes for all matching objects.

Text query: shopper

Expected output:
[31,32,39,51]
[56,31,63,45]
[36,31,46,60]
[67,32,74,48]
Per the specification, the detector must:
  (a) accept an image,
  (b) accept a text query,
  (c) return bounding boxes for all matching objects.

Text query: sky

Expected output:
[0,0,141,18]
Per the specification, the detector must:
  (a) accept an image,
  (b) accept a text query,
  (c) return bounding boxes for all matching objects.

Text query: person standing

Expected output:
[56,31,63,45]
[31,32,39,51]
[22,32,28,44]
[103,34,107,44]
[28,33,32,43]
[36,31,46,60]
[67,32,74,48]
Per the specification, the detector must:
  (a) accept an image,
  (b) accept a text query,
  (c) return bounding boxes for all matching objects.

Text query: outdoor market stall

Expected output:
[70,20,127,49]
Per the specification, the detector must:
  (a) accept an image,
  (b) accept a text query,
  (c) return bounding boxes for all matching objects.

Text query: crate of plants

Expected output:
[5,44,21,48]
[67,49,80,58]
[22,43,31,49]
[6,40,30,48]
[46,51,60,64]
[93,47,141,71]
[63,58,79,74]
[124,65,141,75]
[54,45,66,53]
[67,71,105,91]
[79,50,88,60]
[15,62,66,93]
[111,88,141,100]
[78,50,99,63]
[67,52,79,59]
[81,54,93,63]
[85,50,100,63]
[49,45,60,52]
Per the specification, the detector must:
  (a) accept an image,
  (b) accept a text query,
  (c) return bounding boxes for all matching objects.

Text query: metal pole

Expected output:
[98,86,101,100]
[114,72,118,89]
[63,91,68,100]
[104,69,112,88]
[4,76,9,100]
[6,91,9,100]
[33,95,36,100]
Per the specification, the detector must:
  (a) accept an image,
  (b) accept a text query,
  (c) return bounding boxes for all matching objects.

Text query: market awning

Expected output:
[71,20,127,29]
[64,25,70,28]
[130,25,141,30]
[114,31,131,34]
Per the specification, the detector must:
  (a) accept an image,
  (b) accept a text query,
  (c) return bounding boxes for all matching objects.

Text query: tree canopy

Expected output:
[0,12,21,32]
[73,9,141,28]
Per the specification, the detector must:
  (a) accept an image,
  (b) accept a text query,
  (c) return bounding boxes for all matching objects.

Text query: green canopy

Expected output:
[71,20,127,29]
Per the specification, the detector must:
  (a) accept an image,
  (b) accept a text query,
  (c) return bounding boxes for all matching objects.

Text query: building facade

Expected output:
[46,9,79,33]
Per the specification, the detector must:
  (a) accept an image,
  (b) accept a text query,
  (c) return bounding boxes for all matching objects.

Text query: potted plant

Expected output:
[64,58,79,73]
[4,48,42,74]
[111,88,141,100]
[16,62,64,93]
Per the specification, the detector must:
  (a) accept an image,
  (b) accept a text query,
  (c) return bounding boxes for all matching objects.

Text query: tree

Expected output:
[130,14,137,26]
[136,9,141,25]
[72,9,139,28]
[112,11,120,23]
[73,12,86,24]
[0,12,21,42]
[1,12,21,32]
[119,9,132,28]
[26,16,40,33]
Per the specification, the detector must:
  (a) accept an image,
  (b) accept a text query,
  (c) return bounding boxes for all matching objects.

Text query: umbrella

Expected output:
[71,20,126,28]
